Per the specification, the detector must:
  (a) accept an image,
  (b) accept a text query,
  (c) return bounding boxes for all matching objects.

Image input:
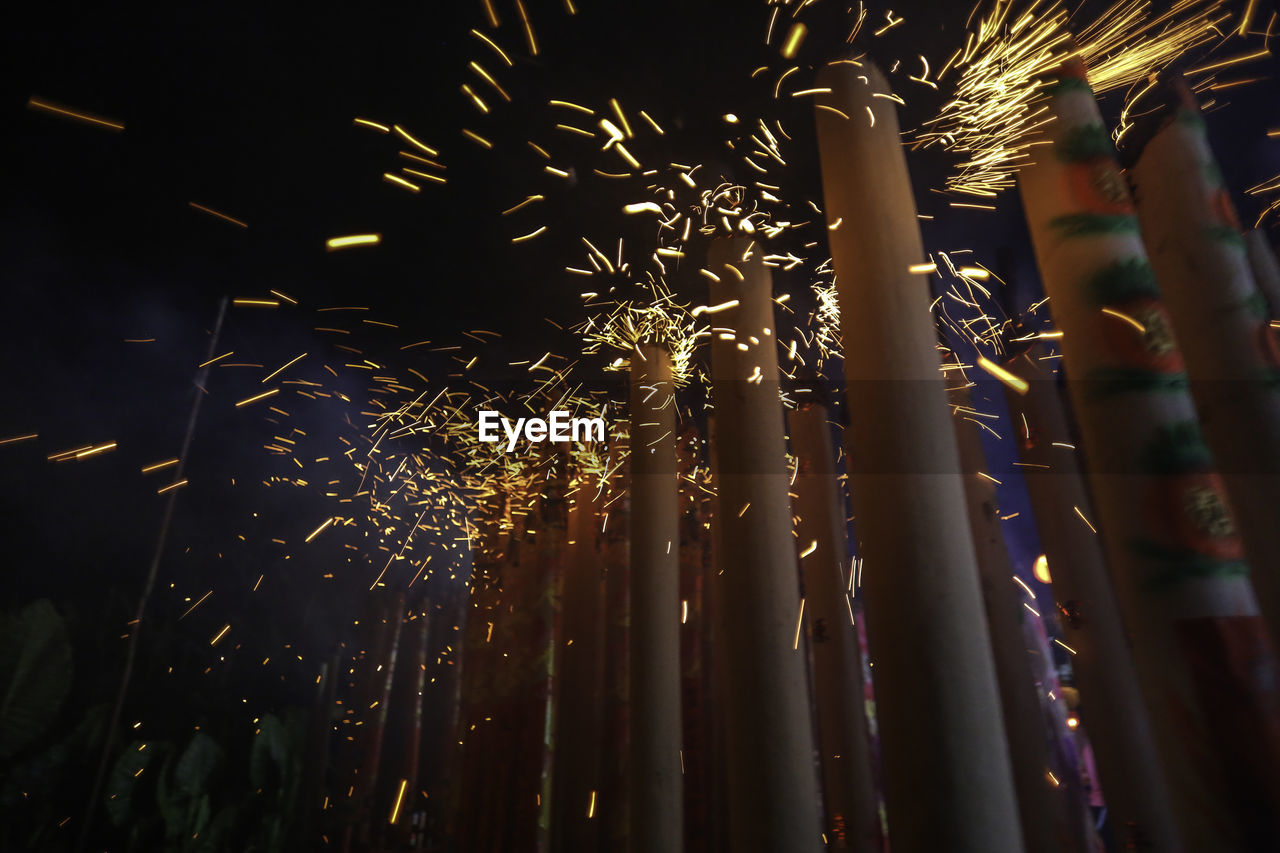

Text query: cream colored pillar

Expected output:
[707,235,824,853]
[814,58,1023,853]
[629,344,683,853]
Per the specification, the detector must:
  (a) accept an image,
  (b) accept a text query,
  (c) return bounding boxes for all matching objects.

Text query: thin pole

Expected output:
[705,416,731,853]
[395,608,431,840]
[454,493,508,849]
[949,375,1085,853]
[677,431,713,850]
[551,474,604,852]
[814,60,1023,853]
[628,343,684,853]
[787,399,881,852]
[1002,345,1178,852]
[706,235,824,853]
[599,458,631,852]
[359,592,406,846]
[533,472,568,853]
[76,296,229,853]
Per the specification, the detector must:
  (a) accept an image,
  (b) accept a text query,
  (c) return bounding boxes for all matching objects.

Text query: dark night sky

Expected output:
[2,0,1278,614]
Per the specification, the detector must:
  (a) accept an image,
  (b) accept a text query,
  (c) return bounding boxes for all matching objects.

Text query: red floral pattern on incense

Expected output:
[1065,157,1134,217]
[1212,188,1242,232]
[1147,471,1243,561]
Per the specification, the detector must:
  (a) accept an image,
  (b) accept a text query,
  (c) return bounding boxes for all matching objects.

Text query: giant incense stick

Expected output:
[1125,76,1280,643]
[629,343,684,853]
[706,234,824,853]
[815,59,1022,853]
[1018,60,1280,849]
[1003,345,1178,852]
[788,396,881,852]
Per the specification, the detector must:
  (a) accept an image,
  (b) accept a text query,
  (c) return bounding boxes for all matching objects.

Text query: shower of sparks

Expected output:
[578,277,706,389]
[809,274,842,367]
[41,0,1256,806]
[918,0,1240,197]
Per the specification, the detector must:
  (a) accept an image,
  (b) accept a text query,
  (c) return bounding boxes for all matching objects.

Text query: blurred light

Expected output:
[1033,554,1052,585]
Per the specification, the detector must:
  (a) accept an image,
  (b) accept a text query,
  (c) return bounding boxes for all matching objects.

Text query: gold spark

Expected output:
[65,442,117,461]
[462,128,494,149]
[512,226,548,243]
[305,517,336,543]
[393,125,438,156]
[27,96,123,130]
[460,84,490,113]
[691,300,740,316]
[235,388,279,408]
[141,458,179,474]
[609,98,634,139]
[1074,506,1097,534]
[470,29,513,66]
[614,144,640,169]
[515,0,538,55]
[781,23,808,60]
[199,351,233,368]
[400,168,445,185]
[383,173,421,192]
[188,202,248,228]
[389,779,409,825]
[793,598,806,649]
[326,234,381,250]
[469,62,512,101]
[977,356,1029,394]
[549,99,593,114]
[1239,0,1260,36]
[638,110,664,134]
[503,196,546,218]
[1185,47,1272,76]
[815,104,851,120]
[1101,307,1146,334]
